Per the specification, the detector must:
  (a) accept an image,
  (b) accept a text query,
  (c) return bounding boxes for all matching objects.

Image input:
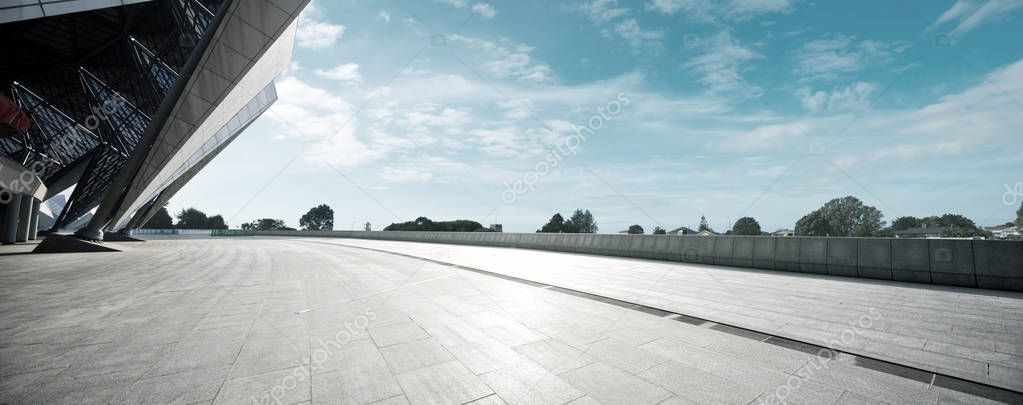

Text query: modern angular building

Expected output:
[0,0,307,244]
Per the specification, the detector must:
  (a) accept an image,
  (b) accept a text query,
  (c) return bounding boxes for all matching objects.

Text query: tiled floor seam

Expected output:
[292,239,1023,399]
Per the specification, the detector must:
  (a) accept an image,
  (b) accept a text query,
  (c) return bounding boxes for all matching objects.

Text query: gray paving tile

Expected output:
[396,360,494,405]
[215,366,311,405]
[370,395,411,405]
[834,391,888,405]
[463,395,506,405]
[21,371,139,404]
[799,361,937,405]
[638,360,763,404]
[380,338,455,374]
[514,338,597,375]
[564,396,601,405]
[313,364,402,405]
[448,338,526,375]
[315,338,387,373]
[232,337,308,378]
[0,367,62,404]
[58,342,175,379]
[483,322,547,347]
[582,337,669,374]
[560,362,672,405]
[112,365,232,404]
[370,322,430,347]
[479,360,585,405]
[145,339,244,377]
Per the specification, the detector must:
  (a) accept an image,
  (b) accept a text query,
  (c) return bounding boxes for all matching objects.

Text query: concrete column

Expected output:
[3,194,23,244]
[16,195,32,242]
[28,198,41,240]
[0,201,8,243]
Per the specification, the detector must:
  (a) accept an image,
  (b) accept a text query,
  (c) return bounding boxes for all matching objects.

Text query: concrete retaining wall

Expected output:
[213,229,1023,292]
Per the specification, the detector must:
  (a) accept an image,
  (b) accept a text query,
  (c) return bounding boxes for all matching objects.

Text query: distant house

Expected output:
[984,225,1020,239]
[668,226,697,235]
[697,229,719,236]
[489,224,503,232]
[894,227,944,238]
[772,229,795,237]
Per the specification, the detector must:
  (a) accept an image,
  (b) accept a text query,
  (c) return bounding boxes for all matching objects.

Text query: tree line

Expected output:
[147,197,1022,238]
[141,207,227,230]
[539,196,1013,238]
[537,209,598,233]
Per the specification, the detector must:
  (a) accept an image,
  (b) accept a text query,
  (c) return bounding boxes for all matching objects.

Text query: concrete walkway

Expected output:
[0,237,1019,404]
[292,237,1023,393]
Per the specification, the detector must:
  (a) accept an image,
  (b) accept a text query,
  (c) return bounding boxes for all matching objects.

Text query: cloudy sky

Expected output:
[171,0,1023,233]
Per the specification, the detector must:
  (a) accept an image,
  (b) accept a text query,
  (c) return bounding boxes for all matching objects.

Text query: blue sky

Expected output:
[171,0,1023,233]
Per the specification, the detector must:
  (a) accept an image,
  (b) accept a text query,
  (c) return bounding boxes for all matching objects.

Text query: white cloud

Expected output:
[796,82,877,112]
[434,0,467,7]
[793,34,909,81]
[296,2,345,50]
[449,35,554,83]
[378,167,434,183]
[497,98,536,120]
[268,76,389,167]
[569,1,663,50]
[401,104,473,131]
[611,18,664,48]
[378,156,486,185]
[715,58,1023,171]
[472,3,497,18]
[646,0,795,22]
[683,31,761,94]
[435,0,497,18]
[314,63,362,84]
[571,0,629,24]
[376,10,391,23]
[931,0,1023,37]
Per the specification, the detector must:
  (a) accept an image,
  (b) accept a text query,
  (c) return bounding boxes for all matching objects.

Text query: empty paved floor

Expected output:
[283,237,1023,393]
[0,237,1020,404]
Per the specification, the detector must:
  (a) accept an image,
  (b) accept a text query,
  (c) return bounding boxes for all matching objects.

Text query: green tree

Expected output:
[564,209,597,233]
[929,213,987,237]
[890,216,922,230]
[384,217,484,232]
[1017,202,1023,227]
[652,226,666,234]
[142,207,173,229]
[731,217,762,236]
[175,208,208,229]
[300,204,334,231]
[538,213,565,233]
[795,196,885,237]
[937,214,978,229]
[795,210,833,236]
[242,218,292,231]
[698,215,710,232]
[627,224,644,234]
[206,215,228,230]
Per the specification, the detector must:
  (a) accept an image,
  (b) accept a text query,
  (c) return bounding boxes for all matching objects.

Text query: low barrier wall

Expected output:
[212,229,1023,292]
